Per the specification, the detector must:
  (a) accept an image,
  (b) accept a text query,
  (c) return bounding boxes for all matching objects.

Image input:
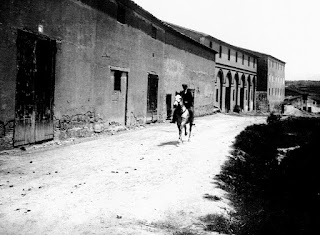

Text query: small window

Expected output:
[117,5,126,24]
[151,26,157,39]
[114,70,122,91]
[268,88,270,95]
[235,52,238,62]
[228,49,231,60]
[248,56,250,66]
[233,90,235,101]
[253,58,255,68]
[242,54,244,65]
[209,41,213,48]
[219,46,222,58]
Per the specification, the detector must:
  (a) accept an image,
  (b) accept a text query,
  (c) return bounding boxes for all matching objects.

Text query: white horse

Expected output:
[173,94,194,143]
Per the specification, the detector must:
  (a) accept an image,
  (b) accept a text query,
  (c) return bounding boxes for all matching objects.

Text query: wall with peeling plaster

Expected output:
[0,0,216,148]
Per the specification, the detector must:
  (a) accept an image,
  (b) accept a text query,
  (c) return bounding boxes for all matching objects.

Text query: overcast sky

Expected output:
[132,0,320,81]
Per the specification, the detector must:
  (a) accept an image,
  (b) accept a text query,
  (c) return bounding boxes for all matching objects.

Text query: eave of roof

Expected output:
[123,0,218,54]
[237,47,286,64]
[166,22,258,58]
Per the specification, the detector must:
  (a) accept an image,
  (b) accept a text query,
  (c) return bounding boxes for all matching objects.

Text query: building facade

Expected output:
[168,24,258,113]
[242,50,286,113]
[0,0,217,148]
[285,88,320,113]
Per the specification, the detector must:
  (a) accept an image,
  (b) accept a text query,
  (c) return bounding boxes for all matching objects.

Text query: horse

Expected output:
[173,94,194,143]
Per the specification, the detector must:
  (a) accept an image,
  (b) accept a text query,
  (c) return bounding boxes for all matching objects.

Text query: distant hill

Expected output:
[286,80,320,97]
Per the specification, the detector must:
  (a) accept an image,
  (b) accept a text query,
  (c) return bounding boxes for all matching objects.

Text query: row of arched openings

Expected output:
[217,70,256,112]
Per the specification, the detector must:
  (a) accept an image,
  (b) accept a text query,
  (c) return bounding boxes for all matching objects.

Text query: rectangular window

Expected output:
[235,52,238,62]
[268,88,270,95]
[114,70,122,91]
[151,26,157,39]
[117,5,126,24]
[219,46,222,58]
[209,41,213,48]
[228,49,230,60]
[233,90,235,101]
[248,56,250,66]
[253,58,255,68]
[242,54,244,65]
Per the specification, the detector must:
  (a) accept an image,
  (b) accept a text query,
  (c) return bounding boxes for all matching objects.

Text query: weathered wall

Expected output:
[267,57,285,112]
[256,91,269,113]
[256,57,268,91]
[163,43,216,117]
[0,0,217,148]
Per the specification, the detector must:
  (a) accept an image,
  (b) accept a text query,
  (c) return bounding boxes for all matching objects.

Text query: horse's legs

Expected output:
[177,123,182,143]
[180,120,187,142]
[188,122,193,141]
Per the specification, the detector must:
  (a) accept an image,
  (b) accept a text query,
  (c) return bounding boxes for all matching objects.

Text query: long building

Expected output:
[0,0,285,149]
[0,0,217,148]
[240,49,286,112]
[168,23,286,114]
[168,23,259,113]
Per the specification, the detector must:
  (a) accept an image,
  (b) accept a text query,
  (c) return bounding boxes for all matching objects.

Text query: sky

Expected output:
[132,0,320,81]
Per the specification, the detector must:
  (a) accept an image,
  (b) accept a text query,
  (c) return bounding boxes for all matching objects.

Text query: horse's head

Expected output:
[173,94,183,108]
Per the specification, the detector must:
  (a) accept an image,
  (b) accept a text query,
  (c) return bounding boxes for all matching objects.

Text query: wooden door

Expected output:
[147,74,158,122]
[14,30,56,146]
[110,70,128,125]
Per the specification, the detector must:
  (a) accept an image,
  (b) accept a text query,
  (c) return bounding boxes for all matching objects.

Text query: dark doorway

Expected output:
[14,30,56,146]
[235,74,239,106]
[247,76,251,111]
[166,94,172,120]
[218,71,223,110]
[147,74,159,122]
[240,75,245,110]
[225,72,232,112]
[252,77,256,110]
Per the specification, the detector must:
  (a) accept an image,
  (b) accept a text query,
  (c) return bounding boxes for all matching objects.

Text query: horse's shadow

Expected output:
[157,141,180,147]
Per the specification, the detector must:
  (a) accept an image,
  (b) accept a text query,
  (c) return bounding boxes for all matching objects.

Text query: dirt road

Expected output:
[0,114,266,235]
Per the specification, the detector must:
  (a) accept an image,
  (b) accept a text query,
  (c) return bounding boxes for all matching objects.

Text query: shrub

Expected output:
[266,111,281,124]
[215,117,320,234]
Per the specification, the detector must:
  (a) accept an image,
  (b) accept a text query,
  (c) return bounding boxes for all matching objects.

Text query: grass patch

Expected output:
[199,213,236,234]
[215,116,320,234]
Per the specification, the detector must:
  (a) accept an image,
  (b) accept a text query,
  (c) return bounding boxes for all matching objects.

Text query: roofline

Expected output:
[122,0,218,54]
[165,22,262,59]
[237,47,286,64]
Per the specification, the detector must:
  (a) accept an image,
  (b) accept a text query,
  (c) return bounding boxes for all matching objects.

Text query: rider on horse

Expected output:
[171,84,194,123]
